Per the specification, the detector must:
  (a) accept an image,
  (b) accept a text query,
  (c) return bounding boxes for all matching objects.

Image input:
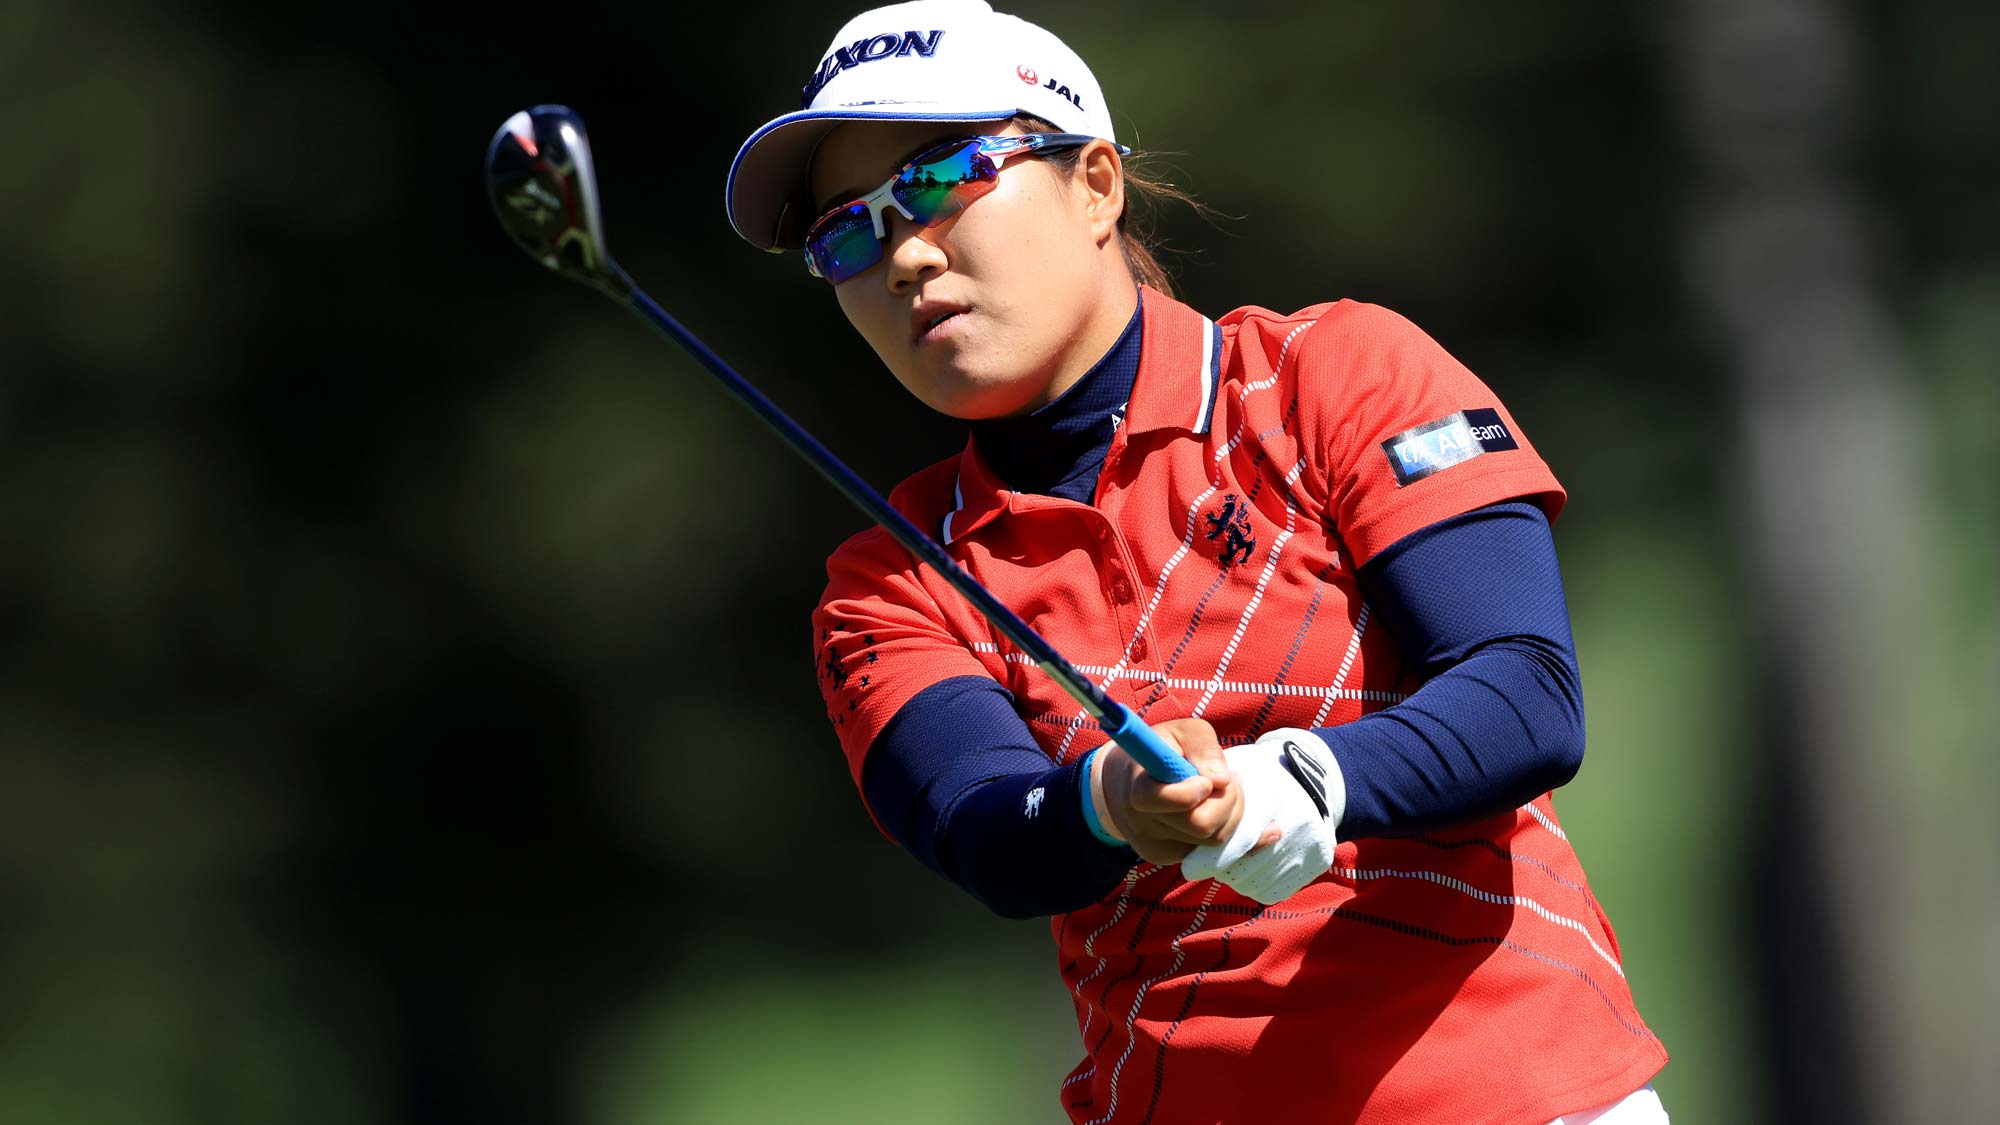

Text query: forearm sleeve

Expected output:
[1323,501,1587,838]
[861,676,1137,918]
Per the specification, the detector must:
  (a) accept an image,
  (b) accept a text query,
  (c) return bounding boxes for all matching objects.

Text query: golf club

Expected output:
[484,104,1196,785]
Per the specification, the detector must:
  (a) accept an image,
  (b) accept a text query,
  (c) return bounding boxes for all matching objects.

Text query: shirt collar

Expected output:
[1122,284,1225,437]
[938,285,1224,543]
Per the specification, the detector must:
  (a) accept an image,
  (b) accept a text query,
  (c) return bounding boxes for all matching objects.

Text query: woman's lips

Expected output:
[915,309,968,347]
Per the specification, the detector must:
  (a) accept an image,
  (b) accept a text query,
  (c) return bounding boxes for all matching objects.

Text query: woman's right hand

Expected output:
[1089,717,1279,866]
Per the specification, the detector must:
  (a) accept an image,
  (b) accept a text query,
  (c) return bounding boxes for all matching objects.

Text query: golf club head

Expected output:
[486,105,625,293]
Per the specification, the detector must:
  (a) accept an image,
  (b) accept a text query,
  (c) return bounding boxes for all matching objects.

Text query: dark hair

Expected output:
[1010,114,1206,299]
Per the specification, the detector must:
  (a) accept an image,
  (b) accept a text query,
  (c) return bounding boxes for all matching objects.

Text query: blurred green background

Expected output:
[2,0,1994,1122]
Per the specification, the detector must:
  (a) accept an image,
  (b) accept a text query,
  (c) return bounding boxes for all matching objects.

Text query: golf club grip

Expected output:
[614,285,1197,783]
[1098,703,1201,783]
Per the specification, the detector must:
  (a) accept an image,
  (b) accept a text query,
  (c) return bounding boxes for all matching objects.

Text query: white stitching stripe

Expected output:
[1524,802,1570,841]
[1062,865,1151,1068]
[966,648,1409,704]
[1333,864,1626,976]
[972,636,1408,696]
[1080,880,1222,1125]
[1248,324,1309,397]
[1308,602,1372,728]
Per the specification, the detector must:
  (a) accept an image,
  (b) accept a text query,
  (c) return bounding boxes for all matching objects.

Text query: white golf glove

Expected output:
[1180,728,1344,904]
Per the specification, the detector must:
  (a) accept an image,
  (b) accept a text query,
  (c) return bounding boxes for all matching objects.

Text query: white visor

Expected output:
[724,0,1119,251]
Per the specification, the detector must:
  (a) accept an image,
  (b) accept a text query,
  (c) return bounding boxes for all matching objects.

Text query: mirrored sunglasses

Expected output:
[804,132,1127,284]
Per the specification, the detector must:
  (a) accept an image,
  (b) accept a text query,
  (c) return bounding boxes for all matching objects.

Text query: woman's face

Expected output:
[808,119,1130,420]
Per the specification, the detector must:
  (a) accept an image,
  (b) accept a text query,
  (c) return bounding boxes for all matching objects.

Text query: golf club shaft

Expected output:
[608,269,1196,784]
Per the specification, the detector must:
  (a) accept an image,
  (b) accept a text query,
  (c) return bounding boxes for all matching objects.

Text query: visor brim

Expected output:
[725,106,1019,251]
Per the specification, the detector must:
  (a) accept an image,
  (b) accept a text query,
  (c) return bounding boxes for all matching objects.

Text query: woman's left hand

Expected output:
[1091,718,1280,866]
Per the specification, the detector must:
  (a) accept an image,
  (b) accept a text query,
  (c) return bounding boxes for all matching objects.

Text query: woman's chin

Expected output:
[900,359,1043,420]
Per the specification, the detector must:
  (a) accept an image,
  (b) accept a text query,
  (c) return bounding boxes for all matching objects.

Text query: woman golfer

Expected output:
[725,2,1668,1121]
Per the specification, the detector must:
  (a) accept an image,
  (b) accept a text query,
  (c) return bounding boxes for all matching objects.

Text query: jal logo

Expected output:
[1016,64,1038,84]
[1039,74,1084,110]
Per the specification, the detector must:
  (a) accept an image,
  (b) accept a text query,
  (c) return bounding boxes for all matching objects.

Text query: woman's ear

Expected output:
[1076,140,1127,246]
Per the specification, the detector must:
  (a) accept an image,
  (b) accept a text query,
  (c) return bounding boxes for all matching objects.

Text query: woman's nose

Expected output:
[883,211,947,290]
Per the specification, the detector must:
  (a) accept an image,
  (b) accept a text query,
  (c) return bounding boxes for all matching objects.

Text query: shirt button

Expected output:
[1129,638,1149,662]
[1109,578,1133,604]
[1095,524,1109,541]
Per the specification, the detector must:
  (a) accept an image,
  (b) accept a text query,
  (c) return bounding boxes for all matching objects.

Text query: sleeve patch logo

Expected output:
[1380,408,1520,486]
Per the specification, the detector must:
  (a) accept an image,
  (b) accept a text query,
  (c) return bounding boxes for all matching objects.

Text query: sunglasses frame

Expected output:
[804,132,1131,283]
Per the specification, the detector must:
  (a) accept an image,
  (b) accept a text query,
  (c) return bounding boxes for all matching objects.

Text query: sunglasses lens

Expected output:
[806,204,882,284]
[804,139,1010,284]
[895,141,998,225]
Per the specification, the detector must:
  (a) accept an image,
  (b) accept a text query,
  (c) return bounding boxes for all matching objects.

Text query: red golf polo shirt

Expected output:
[813,287,1666,1124]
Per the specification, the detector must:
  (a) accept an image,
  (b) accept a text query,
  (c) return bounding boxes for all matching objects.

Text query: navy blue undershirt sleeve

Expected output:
[861,676,1137,919]
[1322,500,1586,839]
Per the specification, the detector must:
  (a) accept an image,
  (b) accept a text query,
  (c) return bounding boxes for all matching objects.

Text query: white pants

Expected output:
[1545,1083,1667,1124]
